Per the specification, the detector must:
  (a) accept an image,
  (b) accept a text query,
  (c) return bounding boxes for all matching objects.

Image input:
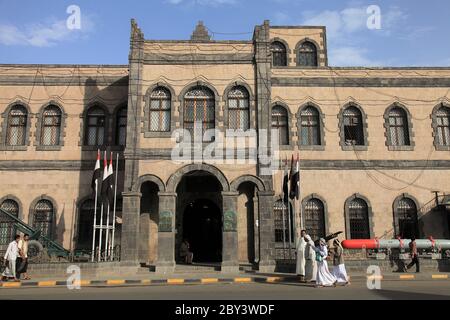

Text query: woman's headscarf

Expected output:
[319,238,326,246]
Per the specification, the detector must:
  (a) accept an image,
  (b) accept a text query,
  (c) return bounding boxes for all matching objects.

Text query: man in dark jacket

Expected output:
[406,237,420,273]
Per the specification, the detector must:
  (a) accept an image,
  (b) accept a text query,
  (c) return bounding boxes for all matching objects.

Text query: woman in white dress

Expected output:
[332,239,350,285]
[304,235,317,283]
[314,238,337,288]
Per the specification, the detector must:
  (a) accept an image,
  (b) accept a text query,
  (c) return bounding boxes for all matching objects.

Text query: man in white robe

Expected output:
[314,238,337,288]
[1,235,20,282]
[304,234,317,282]
[296,230,307,282]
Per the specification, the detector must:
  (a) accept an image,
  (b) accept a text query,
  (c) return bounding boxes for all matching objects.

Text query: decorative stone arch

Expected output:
[133,174,166,193]
[28,195,58,239]
[294,38,321,67]
[34,100,68,151]
[296,102,326,150]
[270,38,291,66]
[344,193,374,239]
[0,100,33,151]
[0,194,23,220]
[223,81,256,130]
[166,163,230,192]
[178,81,222,130]
[392,193,421,238]
[383,102,415,151]
[143,83,178,138]
[431,102,450,151]
[79,101,111,150]
[230,175,266,192]
[271,101,295,150]
[301,193,329,236]
[338,102,369,151]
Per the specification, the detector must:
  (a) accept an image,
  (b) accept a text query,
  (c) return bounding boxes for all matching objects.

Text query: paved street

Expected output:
[1,280,449,300]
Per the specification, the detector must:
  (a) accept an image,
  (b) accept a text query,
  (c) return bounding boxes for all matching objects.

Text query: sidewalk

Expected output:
[1,271,450,289]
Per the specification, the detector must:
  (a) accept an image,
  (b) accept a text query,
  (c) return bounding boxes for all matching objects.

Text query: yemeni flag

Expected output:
[289,153,300,200]
[106,153,115,207]
[100,151,110,204]
[91,149,102,193]
[282,157,289,203]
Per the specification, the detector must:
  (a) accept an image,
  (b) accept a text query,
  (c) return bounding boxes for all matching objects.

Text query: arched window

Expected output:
[149,87,171,132]
[304,198,325,241]
[435,106,450,147]
[299,106,321,146]
[33,200,54,239]
[388,107,410,146]
[228,86,250,131]
[0,199,19,251]
[6,105,28,146]
[271,41,287,66]
[184,86,215,140]
[115,107,127,146]
[272,106,289,146]
[347,198,370,239]
[273,200,294,260]
[41,106,62,146]
[394,197,419,239]
[297,41,318,67]
[343,106,364,146]
[84,107,106,146]
[77,199,100,250]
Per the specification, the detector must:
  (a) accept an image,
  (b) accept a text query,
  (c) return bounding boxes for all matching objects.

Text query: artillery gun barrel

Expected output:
[342,239,450,250]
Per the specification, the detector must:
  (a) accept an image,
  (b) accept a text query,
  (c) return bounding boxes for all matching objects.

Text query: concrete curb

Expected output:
[0,274,449,289]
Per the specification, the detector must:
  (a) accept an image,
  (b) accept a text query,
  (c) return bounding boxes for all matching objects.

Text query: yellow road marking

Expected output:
[400,275,415,280]
[107,280,125,285]
[141,279,151,284]
[432,275,448,279]
[267,277,282,282]
[38,281,56,287]
[234,278,252,283]
[167,279,185,285]
[201,278,219,284]
[2,282,21,288]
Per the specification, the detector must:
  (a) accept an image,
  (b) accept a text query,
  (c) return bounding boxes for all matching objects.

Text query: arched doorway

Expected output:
[183,199,222,262]
[175,170,223,264]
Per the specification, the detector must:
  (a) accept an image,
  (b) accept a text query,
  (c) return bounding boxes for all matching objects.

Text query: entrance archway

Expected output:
[183,199,222,262]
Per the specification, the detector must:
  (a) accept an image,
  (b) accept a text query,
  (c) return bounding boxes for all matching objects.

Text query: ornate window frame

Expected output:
[296,102,325,151]
[79,102,110,151]
[0,101,32,151]
[0,195,23,220]
[34,101,67,151]
[271,102,294,150]
[344,194,374,240]
[338,102,369,151]
[223,81,255,130]
[142,83,177,138]
[270,38,291,67]
[29,195,57,240]
[431,102,450,151]
[112,103,128,149]
[383,102,415,151]
[392,193,421,238]
[301,194,329,236]
[295,38,321,67]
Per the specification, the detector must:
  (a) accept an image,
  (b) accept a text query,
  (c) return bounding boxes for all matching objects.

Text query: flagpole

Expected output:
[105,203,110,261]
[98,203,104,262]
[111,152,119,261]
[281,159,287,260]
[298,153,304,231]
[91,182,98,262]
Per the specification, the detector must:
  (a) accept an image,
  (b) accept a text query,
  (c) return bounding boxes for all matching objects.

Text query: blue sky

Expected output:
[0,0,449,66]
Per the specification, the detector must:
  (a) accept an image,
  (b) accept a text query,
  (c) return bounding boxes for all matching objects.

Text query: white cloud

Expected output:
[0,16,93,47]
[329,47,384,67]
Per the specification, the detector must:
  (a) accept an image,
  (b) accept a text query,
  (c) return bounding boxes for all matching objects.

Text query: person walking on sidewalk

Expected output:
[296,230,307,282]
[16,234,30,280]
[406,237,420,273]
[331,239,350,286]
[1,235,20,282]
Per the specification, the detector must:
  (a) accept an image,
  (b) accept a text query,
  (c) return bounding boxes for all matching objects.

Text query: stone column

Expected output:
[257,190,276,272]
[120,191,142,264]
[155,192,177,274]
[253,196,260,264]
[221,191,239,273]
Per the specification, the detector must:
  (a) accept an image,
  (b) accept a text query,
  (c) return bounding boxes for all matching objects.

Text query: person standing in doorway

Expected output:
[1,235,20,282]
[406,237,420,273]
[296,230,307,282]
[180,239,193,265]
[16,234,30,280]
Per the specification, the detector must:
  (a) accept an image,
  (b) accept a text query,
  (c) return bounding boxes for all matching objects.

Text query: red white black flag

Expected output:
[289,153,300,200]
[91,149,102,193]
[101,151,110,203]
[106,153,115,207]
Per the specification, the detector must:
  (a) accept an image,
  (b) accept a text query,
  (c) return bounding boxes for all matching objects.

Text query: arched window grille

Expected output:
[149,87,171,132]
[300,106,321,146]
[297,41,318,67]
[395,197,419,239]
[388,107,410,146]
[348,198,370,239]
[184,86,215,141]
[85,107,105,146]
[343,106,364,146]
[271,41,287,66]
[228,86,250,130]
[33,200,54,239]
[6,106,27,146]
[41,106,62,146]
[304,198,325,241]
[272,106,289,146]
[435,106,450,146]
[0,199,19,252]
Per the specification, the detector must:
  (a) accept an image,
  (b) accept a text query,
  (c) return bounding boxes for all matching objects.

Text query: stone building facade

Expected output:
[1,20,450,272]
